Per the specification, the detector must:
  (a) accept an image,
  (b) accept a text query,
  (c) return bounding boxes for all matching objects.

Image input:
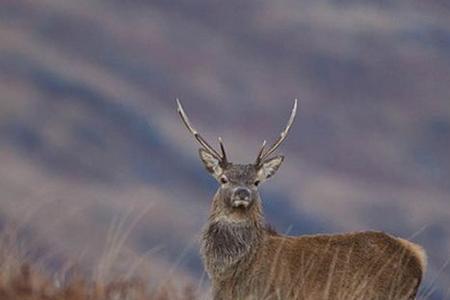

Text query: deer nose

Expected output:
[233,187,251,202]
[231,187,252,208]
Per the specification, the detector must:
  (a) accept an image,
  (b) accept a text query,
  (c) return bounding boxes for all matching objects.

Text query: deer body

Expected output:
[202,191,425,300]
[177,99,426,299]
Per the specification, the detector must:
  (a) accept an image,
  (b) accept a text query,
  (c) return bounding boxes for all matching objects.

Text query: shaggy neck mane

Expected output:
[202,219,264,276]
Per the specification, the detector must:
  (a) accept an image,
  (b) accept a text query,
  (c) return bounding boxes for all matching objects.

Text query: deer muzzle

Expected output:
[231,187,252,208]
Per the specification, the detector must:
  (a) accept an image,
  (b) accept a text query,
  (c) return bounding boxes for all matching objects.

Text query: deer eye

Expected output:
[220,176,229,184]
[254,180,260,187]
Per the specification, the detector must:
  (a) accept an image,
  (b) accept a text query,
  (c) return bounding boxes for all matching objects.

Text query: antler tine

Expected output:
[258,99,298,163]
[176,99,223,160]
[218,137,228,164]
[255,140,267,165]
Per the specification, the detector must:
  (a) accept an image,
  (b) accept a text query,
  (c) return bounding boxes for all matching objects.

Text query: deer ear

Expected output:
[199,148,223,178]
[257,155,284,182]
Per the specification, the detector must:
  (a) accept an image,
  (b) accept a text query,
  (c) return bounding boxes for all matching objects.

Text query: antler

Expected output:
[176,99,228,166]
[255,99,298,165]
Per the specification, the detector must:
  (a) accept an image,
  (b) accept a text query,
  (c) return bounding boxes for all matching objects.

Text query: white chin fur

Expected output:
[232,200,250,208]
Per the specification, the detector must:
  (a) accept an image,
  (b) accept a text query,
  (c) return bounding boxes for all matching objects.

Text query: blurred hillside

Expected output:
[0,0,449,298]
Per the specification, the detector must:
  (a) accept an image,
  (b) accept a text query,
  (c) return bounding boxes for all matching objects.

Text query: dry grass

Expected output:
[0,262,197,300]
[0,225,442,300]
[0,228,197,300]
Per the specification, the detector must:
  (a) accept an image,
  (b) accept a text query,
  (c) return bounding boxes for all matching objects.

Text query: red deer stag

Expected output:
[176,99,426,300]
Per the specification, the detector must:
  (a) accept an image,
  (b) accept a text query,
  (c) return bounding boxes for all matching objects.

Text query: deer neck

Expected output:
[201,192,265,277]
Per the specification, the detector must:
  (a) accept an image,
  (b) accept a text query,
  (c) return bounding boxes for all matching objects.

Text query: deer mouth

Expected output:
[231,199,251,208]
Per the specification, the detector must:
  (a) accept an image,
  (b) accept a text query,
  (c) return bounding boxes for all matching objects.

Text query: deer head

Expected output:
[176,99,297,224]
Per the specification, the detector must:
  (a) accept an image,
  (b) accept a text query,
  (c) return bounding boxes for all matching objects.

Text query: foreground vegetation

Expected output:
[0,265,196,300]
[0,227,439,300]
[0,228,197,300]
